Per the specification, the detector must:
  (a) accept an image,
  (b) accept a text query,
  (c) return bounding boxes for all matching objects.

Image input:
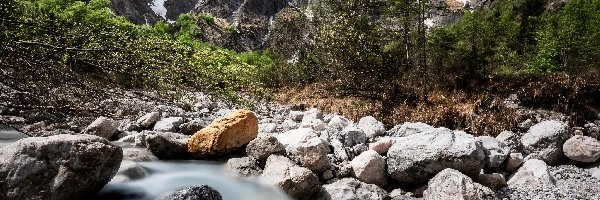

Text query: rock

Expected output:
[386,122,434,137]
[178,119,207,135]
[330,139,349,162]
[281,119,298,131]
[521,120,570,165]
[503,153,524,172]
[261,155,320,200]
[322,170,334,180]
[145,132,189,159]
[136,112,160,128]
[350,150,387,187]
[118,120,141,132]
[157,185,223,200]
[423,168,496,200]
[333,125,367,147]
[153,117,184,132]
[291,137,331,171]
[83,116,119,139]
[0,134,122,200]
[246,136,285,162]
[518,119,535,131]
[357,116,385,138]
[496,131,522,153]
[290,111,305,122]
[275,128,319,147]
[369,137,395,155]
[328,115,351,131]
[225,157,263,177]
[387,128,485,185]
[110,160,145,183]
[122,147,159,162]
[259,123,278,135]
[300,117,327,131]
[318,178,389,200]
[188,109,258,158]
[507,159,556,186]
[476,173,507,191]
[477,136,511,168]
[305,108,323,120]
[562,135,600,163]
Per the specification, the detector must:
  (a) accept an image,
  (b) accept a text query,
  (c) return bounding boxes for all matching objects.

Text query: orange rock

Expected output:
[188,109,258,158]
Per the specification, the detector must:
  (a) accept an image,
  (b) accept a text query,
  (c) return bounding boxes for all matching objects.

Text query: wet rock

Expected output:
[357,116,385,138]
[318,178,389,200]
[562,135,600,163]
[178,119,207,135]
[83,116,119,139]
[521,120,570,165]
[188,109,258,158]
[145,132,189,159]
[122,148,159,162]
[386,122,434,137]
[507,159,556,186]
[157,185,223,200]
[387,128,485,185]
[261,155,320,200]
[423,168,496,200]
[225,157,263,177]
[136,112,160,128]
[350,150,387,187]
[153,117,184,132]
[110,160,146,183]
[0,134,122,200]
[477,136,511,168]
[246,136,285,162]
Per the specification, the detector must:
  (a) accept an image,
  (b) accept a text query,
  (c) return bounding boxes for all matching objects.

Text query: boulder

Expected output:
[350,150,387,187]
[357,116,385,138]
[328,115,351,131]
[330,139,349,162]
[156,185,222,200]
[477,136,511,168]
[110,160,146,183]
[476,173,507,191]
[259,123,278,135]
[188,109,258,158]
[369,137,395,155]
[275,128,318,147]
[83,116,119,139]
[387,128,485,185]
[291,137,331,171]
[502,153,524,172]
[225,157,263,177]
[261,155,320,200]
[136,112,161,128]
[496,131,522,153]
[334,125,367,147]
[145,132,189,159]
[300,118,327,131]
[318,178,389,200]
[521,120,570,165]
[0,134,122,200]
[562,135,600,163]
[289,111,305,122]
[153,117,184,132]
[386,122,434,137]
[122,147,159,162]
[178,119,207,135]
[246,136,285,162]
[423,168,497,200]
[507,159,556,186]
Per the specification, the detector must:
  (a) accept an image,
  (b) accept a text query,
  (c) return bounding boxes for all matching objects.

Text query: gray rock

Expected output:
[328,115,351,131]
[477,136,511,168]
[369,137,395,155]
[289,111,305,122]
[83,116,119,139]
[387,128,485,185]
[136,112,161,128]
[318,178,389,200]
[275,128,318,147]
[292,137,331,171]
[281,119,298,131]
[153,117,184,132]
[122,147,159,162]
[145,132,189,159]
[0,134,122,200]
[225,157,263,177]
[357,116,385,138]
[246,136,285,162]
[350,150,387,187]
[259,123,278,135]
[518,119,535,131]
[521,120,570,165]
[261,155,320,200]
[118,120,141,132]
[178,119,206,135]
[496,131,522,153]
[423,168,497,200]
[305,108,323,120]
[562,135,600,163]
[476,173,507,191]
[386,122,434,137]
[503,153,524,172]
[110,160,146,183]
[157,185,222,200]
[335,125,367,147]
[507,159,556,186]
[330,139,349,162]
[300,117,327,131]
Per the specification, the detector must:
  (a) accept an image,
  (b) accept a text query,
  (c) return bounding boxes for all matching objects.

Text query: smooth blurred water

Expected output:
[95,161,291,200]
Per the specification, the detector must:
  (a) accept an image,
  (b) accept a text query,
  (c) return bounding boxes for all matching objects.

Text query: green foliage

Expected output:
[197,12,215,23]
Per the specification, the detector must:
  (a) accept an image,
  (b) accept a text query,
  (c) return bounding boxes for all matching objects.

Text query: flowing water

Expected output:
[95,161,291,200]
